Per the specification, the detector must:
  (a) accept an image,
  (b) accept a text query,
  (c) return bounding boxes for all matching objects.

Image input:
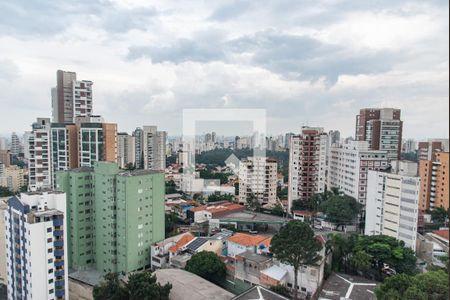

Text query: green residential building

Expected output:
[55,167,95,270]
[55,161,165,274]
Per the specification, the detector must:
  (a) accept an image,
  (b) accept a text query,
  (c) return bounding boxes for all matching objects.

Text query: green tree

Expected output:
[127,272,172,300]
[319,193,361,226]
[326,233,357,273]
[165,180,178,194]
[165,212,181,237]
[350,250,372,272]
[270,221,323,300]
[430,207,448,224]
[0,186,14,197]
[354,235,417,277]
[271,203,284,216]
[185,251,226,284]
[93,273,129,300]
[246,193,261,211]
[124,162,135,170]
[207,193,233,203]
[270,285,291,298]
[93,272,172,300]
[375,270,448,300]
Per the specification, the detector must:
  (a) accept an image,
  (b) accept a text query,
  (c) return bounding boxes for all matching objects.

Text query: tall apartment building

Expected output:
[0,200,7,286]
[117,132,136,169]
[28,118,52,191]
[238,157,277,207]
[355,108,402,160]
[0,150,11,167]
[417,140,447,161]
[0,165,26,192]
[419,151,449,212]
[288,127,328,212]
[4,191,68,299]
[133,126,166,171]
[401,139,417,154]
[365,163,420,251]
[327,141,389,205]
[10,132,21,155]
[52,70,93,123]
[55,162,165,274]
[28,116,117,190]
[133,127,144,169]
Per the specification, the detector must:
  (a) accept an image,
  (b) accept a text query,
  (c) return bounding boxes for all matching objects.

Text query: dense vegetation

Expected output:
[185,251,227,285]
[93,272,172,300]
[327,234,417,281]
[375,270,448,300]
[206,193,234,202]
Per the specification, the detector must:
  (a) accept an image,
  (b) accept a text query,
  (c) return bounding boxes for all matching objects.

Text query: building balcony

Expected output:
[53,230,64,237]
[54,260,65,267]
[54,250,64,257]
[53,219,64,227]
[55,280,65,287]
[54,240,64,247]
[55,270,65,277]
[55,290,65,298]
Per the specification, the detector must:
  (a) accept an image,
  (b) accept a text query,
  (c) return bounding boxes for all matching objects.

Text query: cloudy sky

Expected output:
[0,0,448,139]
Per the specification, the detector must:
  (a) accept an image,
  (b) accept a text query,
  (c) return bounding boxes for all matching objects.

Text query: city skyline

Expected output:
[0,0,448,139]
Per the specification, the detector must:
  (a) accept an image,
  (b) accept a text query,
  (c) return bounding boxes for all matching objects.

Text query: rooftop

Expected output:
[154,269,234,300]
[260,265,287,281]
[232,286,289,300]
[432,229,449,241]
[69,269,104,286]
[227,233,271,247]
[236,251,272,263]
[318,273,378,300]
[190,202,244,214]
[169,232,195,253]
[118,169,163,176]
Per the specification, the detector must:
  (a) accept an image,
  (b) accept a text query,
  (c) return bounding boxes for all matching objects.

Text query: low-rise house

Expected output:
[416,229,449,268]
[187,202,245,223]
[151,232,195,269]
[235,251,273,285]
[292,210,316,222]
[226,233,272,257]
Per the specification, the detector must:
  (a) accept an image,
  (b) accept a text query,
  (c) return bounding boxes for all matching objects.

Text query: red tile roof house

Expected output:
[187,202,245,223]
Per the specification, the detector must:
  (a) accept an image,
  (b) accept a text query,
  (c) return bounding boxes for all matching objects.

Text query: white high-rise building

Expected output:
[327,141,389,205]
[365,163,420,251]
[117,133,136,169]
[4,192,68,299]
[238,157,278,207]
[288,127,328,212]
[28,118,52,191]
[142,126,167,171]
[10,132,20,155]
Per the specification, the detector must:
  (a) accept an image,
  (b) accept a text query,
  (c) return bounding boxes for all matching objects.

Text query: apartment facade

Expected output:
[419,151,449,212]
[55,162,165,274]
[4,192,68,299]
[55,167,94,270]
[0,165,26,192]
[28,118,52,191]
[355,108,402,160]
[117,132,136,169]
[52,70,93,123]
[365,166,420,251]
[238,157,277,207]
[418,140,447,161]
[29,116,117,190]
[288,127,328,212]
[327,141,389,205]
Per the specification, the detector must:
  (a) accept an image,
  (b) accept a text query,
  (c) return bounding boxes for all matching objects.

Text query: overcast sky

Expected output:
[0,0,448,139]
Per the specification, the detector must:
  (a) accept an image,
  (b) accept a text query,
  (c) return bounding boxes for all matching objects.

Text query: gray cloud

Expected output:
[0,0,158,36]
[127,29,400,84]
